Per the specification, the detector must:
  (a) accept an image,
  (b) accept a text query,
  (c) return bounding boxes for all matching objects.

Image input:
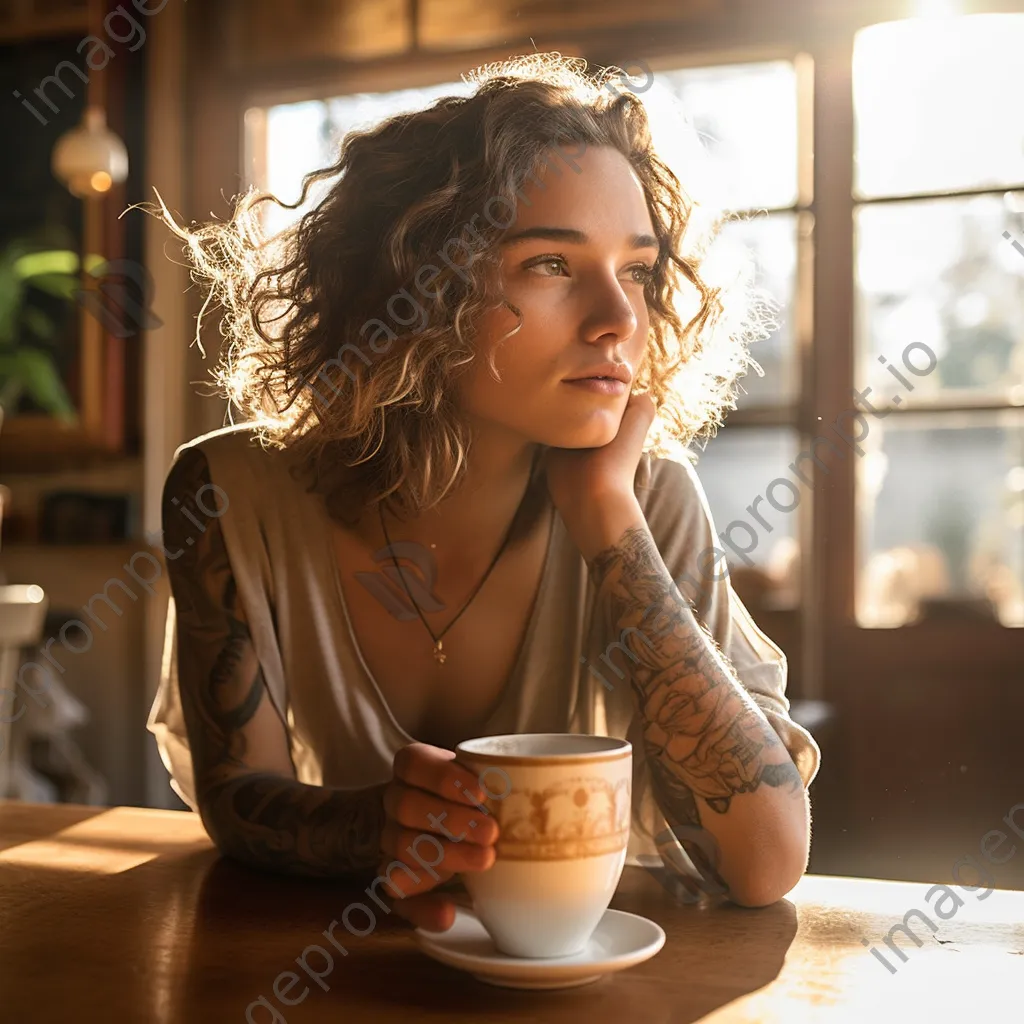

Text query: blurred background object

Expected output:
[0,0,1021,893]
[39,490,137,543]
[0,584,49,799]
[51,105,129,200]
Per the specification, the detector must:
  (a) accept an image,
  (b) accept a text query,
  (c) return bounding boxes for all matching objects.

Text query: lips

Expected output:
[563,362,633,385]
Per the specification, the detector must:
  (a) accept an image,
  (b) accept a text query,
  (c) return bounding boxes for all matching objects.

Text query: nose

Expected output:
[580,274,639,346]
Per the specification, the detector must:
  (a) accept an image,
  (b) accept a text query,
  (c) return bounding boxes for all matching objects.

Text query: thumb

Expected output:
[388,890,458,932]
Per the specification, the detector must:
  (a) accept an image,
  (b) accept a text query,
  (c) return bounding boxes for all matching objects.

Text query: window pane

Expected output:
[651,61,798,212]
[245,81,471,235]
[856,193,1024,405]
[693,427,802,608]
[857,412,1024,628]
[854,13,1024,198]
[704,212,799,409]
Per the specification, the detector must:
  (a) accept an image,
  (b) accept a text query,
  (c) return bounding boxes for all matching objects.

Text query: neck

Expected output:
[377,423,547,556]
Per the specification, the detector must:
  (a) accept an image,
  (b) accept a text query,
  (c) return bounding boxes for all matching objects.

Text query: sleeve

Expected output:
[146,443,213,812]
[146,436,295,812]
[147,594,198,810]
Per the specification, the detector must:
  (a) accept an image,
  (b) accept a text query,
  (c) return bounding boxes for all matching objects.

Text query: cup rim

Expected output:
[455,733,631,765]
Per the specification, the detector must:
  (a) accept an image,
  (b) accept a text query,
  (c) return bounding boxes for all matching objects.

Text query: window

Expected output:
[852,13,1024,628]
[646,59,810,609]
[244,81,472,236]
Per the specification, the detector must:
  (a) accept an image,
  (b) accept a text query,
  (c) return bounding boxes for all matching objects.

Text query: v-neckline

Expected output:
[321,496,560,745]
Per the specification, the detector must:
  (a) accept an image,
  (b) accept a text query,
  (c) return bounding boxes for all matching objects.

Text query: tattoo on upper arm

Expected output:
[588,524,805,824]
[164,448,267,786]
[163,448,387,877]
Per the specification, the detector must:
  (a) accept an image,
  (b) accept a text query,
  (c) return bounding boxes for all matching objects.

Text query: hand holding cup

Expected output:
[378,741,499,931]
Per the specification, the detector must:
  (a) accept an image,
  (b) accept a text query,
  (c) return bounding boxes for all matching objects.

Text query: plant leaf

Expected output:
[13,250,80,279]
[0,255,23,346]
[0,348,76,419]
[21,306,58,340]
[24,273,80,300]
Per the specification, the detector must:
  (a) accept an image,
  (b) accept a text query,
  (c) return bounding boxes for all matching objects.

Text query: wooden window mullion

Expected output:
[809,37,857,698]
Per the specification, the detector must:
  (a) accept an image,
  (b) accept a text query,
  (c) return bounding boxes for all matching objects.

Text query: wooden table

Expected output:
[1,801,1022,1022]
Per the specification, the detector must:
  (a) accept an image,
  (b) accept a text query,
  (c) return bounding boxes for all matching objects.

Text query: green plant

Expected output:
[0,242,105,421]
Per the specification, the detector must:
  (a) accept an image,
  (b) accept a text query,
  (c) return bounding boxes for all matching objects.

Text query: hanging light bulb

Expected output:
[51,106,128,199]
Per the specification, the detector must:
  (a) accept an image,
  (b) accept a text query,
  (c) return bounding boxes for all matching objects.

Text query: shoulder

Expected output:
[635,451,728,602]
[161,423,296,535]
[171,423,278,471]
[637,451,714,535]
[164,423,293,493]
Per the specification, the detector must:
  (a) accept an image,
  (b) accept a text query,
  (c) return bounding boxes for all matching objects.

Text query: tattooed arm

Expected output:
[578,490,811,909]
[163,447,387,879]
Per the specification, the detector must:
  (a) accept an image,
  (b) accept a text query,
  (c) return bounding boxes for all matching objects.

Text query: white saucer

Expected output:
[414,907,666,990]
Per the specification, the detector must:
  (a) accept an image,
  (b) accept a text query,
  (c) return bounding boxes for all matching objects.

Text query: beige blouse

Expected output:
[147,424,820,873]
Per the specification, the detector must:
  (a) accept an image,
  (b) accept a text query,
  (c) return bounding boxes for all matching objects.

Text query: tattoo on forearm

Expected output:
[201,774,388,878]
[589,524,804,828]
[164,448,387,878]
[651,787,731,902]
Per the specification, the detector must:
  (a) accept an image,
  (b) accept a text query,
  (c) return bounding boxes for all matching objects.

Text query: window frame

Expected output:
[810,28,1023,700]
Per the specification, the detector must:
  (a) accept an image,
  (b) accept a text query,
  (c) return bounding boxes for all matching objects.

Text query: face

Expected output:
[459,144,657,450]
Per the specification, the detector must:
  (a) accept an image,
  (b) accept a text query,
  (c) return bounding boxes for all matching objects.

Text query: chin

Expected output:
[539,418,620,449]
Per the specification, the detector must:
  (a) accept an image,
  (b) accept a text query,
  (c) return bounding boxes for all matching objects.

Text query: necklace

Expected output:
[377,471,535,666]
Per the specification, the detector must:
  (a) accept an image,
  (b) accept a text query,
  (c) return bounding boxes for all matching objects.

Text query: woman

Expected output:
[147,53,820,933]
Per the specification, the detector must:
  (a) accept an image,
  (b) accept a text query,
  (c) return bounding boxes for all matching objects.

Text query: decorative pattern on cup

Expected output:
[482,775,632,861]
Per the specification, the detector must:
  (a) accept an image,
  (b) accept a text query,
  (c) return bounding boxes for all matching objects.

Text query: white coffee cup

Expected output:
[454,733,632,959]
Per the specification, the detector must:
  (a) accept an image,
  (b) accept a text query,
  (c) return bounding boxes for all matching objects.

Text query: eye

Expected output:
[523,255,656,283]
[525,255,568,277]
[628,263,656,286]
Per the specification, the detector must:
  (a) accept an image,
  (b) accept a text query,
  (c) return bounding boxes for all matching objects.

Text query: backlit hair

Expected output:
[155,52,772,526]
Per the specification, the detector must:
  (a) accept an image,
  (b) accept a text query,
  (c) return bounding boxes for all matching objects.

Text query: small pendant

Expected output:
[433,639,446,665]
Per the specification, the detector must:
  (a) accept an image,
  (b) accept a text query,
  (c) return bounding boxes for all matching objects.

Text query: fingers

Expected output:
[379,821,496,885]
[374,853,456,899]
[387,891,458,933]
[382,780,499,847]
[380,743,499,910]
[621,391,657,440]
[628,390,656,416]
[392,742,487,807]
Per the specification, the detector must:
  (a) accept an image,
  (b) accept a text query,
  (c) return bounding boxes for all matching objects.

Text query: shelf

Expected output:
[2,542,142,553]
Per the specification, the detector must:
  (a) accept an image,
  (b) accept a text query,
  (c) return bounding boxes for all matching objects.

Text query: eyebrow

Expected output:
[500,226,660,251]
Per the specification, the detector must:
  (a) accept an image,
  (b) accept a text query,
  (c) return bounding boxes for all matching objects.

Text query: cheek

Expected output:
[632,309,653,370]
[467,303,560,396]
[455,318,519,416]
[462,335,552,416]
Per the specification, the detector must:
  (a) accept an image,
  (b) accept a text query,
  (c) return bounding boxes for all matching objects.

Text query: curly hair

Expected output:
[155,52,772,528]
